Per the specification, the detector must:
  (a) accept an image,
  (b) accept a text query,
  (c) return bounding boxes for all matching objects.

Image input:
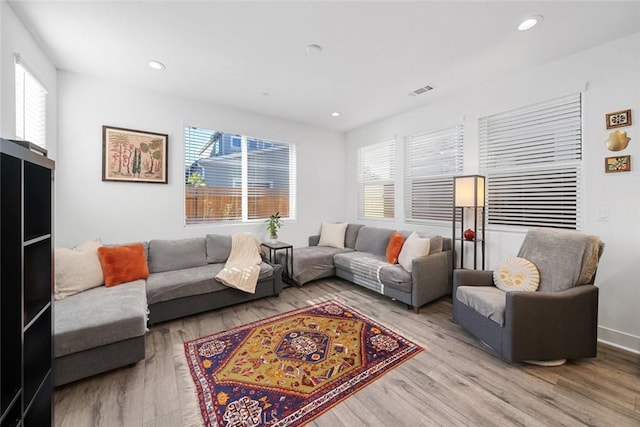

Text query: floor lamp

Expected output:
[453,175,486,270]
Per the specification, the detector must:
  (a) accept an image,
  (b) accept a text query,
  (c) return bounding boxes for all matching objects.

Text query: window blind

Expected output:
[357,140,395,219]
[404,124,464,222]
[479,93,582,229]
[247,137,296,221]
[15,56,47,149]
[184,126,295,225]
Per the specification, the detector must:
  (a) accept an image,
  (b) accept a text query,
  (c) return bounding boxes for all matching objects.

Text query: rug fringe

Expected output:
[174,343,206,427]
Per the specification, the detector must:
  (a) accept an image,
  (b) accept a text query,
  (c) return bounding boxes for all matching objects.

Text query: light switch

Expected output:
[597,208,609,221]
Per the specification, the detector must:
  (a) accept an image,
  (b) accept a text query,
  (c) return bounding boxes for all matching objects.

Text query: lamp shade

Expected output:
[454,175,485,207]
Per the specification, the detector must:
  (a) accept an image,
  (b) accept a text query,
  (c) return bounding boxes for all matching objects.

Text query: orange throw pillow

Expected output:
[97,243,149,287]
[386,231,405,264]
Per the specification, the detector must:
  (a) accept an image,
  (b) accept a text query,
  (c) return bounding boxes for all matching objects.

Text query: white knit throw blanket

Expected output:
[215,232,262,294]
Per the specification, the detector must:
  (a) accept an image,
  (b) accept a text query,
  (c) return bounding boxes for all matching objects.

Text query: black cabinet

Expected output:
[0,138,54,426]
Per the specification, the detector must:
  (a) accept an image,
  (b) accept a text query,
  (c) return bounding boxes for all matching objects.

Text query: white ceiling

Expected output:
[8,1,640,132]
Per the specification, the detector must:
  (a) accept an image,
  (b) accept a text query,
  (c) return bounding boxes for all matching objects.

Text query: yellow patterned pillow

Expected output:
[493,257,540,292]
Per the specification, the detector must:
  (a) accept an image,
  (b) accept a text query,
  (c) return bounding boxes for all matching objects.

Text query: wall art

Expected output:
[605,130,631,151]
[102,126,168,183]
[605,109,632,129]
[604,155,631,173]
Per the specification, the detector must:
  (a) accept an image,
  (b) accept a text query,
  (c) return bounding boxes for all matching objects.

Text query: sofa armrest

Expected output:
[411,250,453,308]
[265,261,284,295]
[308,235,320,246]
[453,269,494,289]
[504,285,598,361]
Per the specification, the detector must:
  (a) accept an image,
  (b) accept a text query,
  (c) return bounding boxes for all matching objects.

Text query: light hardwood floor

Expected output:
[54,278,640,426]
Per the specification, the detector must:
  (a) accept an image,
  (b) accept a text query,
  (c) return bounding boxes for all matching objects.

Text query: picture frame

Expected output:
[102,126,168,183]
[605,155,631,173]
[605,109,632,129]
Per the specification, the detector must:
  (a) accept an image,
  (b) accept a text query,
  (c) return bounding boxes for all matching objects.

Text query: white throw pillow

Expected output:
[318,222,348,249]
[54,238,105,300]
[398,232,431,272]
[493,257,540,292]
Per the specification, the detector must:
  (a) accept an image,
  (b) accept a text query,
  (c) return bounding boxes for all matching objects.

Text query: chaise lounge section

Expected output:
[54,235,282,386]
[54,279,148,387]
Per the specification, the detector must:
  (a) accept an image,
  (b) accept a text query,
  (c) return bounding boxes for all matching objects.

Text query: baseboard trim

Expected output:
[597,326,640,355]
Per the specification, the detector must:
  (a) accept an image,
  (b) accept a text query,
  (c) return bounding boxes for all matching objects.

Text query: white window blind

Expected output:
[15,55,47,149]
[247,137,296,221]
[184,126,296,225]
[479,93,582,229]
[405,124,464,222]
[357,140,395,219]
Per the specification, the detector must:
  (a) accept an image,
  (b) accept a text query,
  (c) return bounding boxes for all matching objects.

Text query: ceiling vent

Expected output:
[409,85,434,96]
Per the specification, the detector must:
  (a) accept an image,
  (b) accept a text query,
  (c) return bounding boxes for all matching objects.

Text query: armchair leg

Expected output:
[412,306,420,314]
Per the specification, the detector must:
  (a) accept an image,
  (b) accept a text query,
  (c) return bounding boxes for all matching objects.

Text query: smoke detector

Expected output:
[306,44,323,56]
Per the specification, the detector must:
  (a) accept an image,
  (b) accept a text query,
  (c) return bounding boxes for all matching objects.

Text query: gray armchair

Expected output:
[452,228,604,363]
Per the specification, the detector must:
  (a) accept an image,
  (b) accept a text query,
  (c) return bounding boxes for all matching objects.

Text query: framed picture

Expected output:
[102,126,168,183]
[605,109,632,129]
[605,155,631,173]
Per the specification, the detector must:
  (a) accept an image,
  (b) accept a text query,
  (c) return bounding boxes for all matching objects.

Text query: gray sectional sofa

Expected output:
[287,224,453,312]
[54,235,282,386]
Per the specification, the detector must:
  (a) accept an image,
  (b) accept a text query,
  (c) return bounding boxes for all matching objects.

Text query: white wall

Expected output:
[0,0,57,158]
[346,32,640,353]
[56,71,346,249]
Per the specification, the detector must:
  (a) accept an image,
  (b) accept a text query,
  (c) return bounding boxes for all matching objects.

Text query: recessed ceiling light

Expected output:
[331,112,341,117]
[147,60,166,70]
[518,15,543,31]
[306,44,323,56]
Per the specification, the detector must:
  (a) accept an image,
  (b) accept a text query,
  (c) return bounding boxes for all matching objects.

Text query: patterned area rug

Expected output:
[175,300,423,426]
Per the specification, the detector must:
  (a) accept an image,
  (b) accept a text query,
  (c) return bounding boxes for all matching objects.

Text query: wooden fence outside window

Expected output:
[185,186,289,224]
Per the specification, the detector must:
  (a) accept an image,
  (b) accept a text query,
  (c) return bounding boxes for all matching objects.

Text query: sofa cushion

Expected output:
[398,232,430,273]
[456,286,506,325]
[398,231,443,255]
[379,264,412,292]
[386,231,405,264]
[517,228,603,292]
[54,238,104,300]
[493,257,540,292]
[146,262,274,305]
[97,243,150,287]
[345,224,364,249]
[148,237,207,273]
[318,222,348,248]
[54,280,148,357]
[334,252,412,291]
[333,251,372,270]
[354,227,394,256]
[206,234,232,263]
[289,246,353,285]
[106,240,149,255]
[427,235,444,255]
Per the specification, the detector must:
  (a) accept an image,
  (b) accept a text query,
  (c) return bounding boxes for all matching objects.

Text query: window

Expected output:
[479,93,582,229]
[404,124,464,222]
[15,55,47,149]
[184,126,296,225]
[357,140,395,219]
